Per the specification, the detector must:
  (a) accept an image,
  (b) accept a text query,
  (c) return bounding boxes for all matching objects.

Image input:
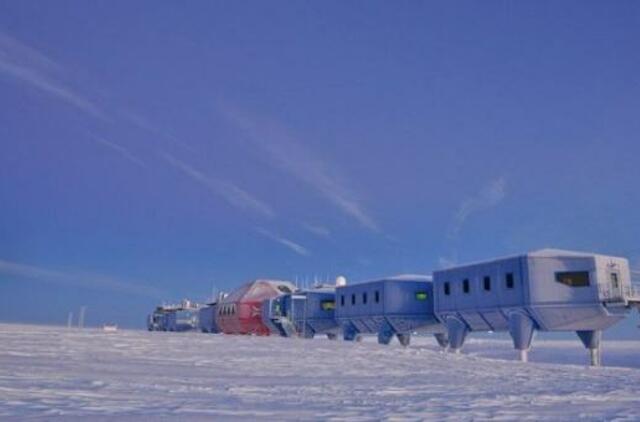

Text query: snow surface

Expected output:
[1,323,639,421]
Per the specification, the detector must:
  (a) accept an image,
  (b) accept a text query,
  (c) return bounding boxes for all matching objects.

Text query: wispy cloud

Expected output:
[0,259,165,299]
[449,177,507,238]
[122,110,196,153]
[219,106,379,232]
[0,32,107,120]
[91,135,146,168]
[160,151,275,219]
[257,228,310,256]
[302,223,331,238]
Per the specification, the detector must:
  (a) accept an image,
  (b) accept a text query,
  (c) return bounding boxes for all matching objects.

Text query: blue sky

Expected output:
[0,1,639,335]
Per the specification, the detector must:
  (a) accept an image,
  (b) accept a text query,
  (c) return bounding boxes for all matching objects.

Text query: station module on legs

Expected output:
[433,249,639,366]
[335,274,448,348]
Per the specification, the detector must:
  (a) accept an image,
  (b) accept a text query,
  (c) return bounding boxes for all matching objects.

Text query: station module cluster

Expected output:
[148,249,640,366]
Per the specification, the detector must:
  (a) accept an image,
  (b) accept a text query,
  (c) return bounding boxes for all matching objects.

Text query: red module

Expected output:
[216,279,296,335]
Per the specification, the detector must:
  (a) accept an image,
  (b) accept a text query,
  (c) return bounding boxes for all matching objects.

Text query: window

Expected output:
[375,290,380,303]
[363,292,368,304]
[555,271,590,287]
[483,276,491,291]
[340,295,345,306]
[351,294,356,305]
[444,282,451,296]
[463,279,470,294]
[320,300,335,311]
[610,273,619,289]
[506,273,515,289]
[415,291,428,301]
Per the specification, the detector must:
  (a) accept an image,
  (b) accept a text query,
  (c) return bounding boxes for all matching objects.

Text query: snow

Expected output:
[1,323,639,420]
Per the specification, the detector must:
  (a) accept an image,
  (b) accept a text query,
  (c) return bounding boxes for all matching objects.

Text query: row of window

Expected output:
[443,273,515,296]
[340,290,380,307]
[338,290,428,307]
[218,304,237,316]
[443,271,594,296]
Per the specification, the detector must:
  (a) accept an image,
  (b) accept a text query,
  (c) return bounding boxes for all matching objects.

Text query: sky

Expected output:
[0,1,639,335]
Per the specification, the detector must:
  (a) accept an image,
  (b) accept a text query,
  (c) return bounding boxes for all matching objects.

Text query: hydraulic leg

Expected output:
[434,332,449,350]
[396,333,411,347]
[508,312,536,363]
[446,317,468,354]
[378,321,394,345]
[577,330,602,367]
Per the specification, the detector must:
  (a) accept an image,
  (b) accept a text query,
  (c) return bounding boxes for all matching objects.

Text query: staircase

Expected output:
[627,281,640,308]
[275,316,298,337]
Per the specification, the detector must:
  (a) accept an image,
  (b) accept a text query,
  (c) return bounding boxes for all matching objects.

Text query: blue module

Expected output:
[334,275,447,347]
[166,308,199,332]
[198,303,220,333]
[262,286,339,339]
[433,249,638,365]
[147,307,167,331]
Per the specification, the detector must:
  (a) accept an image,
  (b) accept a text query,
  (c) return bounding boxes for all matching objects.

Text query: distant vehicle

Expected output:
[216,279,296,335]
[102,324,118,332]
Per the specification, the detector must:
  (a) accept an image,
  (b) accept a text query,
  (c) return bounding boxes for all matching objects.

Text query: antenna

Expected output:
[78,306,86,329]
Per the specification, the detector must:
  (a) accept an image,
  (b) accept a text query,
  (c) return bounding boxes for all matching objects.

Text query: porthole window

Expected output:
[463,279,470,294]
[340,295,345,306]
[444,282,451,296]
[363,292,368,304]
[351,294,356,305]
[375,290,380,303]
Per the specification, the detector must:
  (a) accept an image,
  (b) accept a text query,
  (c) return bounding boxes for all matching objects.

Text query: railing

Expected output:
[598,282,640,305]
[629,282,640,303]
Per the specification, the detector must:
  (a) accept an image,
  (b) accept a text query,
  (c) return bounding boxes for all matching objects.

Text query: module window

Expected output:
[555,271,590,287]
[483,276,491,291]
[506,273,515,289]
[415,291,428,301]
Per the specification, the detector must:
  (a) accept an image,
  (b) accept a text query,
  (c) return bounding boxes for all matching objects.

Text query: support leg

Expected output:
[434,332,449,350]
[446,317,468,354]
[508,312,536,363]
[343,324,359,341]
[396,333,411,347]
[378,320,394,345]
[378,330,393,345]
[577,330,602,367]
